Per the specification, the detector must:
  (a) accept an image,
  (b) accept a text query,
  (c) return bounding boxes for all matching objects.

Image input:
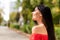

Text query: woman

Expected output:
[30,4,56,40]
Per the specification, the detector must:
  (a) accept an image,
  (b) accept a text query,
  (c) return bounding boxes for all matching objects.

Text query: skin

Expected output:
[32,7,48,35]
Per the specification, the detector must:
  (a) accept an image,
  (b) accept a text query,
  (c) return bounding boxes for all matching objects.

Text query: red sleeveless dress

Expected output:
[30,33,48,40]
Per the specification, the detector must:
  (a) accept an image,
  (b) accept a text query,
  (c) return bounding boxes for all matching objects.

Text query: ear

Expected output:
[40,14,42,16]
[39,12,42,17]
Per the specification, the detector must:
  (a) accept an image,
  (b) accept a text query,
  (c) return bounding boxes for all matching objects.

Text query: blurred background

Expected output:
[0,0,60,40]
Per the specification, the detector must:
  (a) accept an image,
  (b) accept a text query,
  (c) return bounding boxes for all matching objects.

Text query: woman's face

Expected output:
[32,7,42,21]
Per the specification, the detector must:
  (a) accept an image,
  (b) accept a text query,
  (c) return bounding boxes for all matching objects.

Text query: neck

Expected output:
[37,19,43,25]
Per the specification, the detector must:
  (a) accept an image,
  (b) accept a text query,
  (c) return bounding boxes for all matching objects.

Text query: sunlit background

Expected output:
[0,0,22,21]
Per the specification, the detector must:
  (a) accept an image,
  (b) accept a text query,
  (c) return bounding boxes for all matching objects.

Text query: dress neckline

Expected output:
[32,33,48,36]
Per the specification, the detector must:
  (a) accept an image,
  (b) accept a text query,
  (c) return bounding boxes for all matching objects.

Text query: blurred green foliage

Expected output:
[0,14,3,25]
[0,16,3,25]
[0,8,3,25]
[10,23,20,30]
[55,25,60,40]
[10,12,17,22]
[21,21,34,34]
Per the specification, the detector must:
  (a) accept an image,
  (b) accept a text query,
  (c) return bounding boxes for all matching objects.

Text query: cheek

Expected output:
[32,15,37,20]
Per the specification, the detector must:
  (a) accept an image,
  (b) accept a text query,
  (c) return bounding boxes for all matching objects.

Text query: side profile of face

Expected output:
[32,7,42,21]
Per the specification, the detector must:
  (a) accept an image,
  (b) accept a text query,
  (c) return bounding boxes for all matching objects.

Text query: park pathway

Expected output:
[0,26,29,40]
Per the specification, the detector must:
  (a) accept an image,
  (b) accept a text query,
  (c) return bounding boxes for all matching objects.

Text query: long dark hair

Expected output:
[34,4,56,40]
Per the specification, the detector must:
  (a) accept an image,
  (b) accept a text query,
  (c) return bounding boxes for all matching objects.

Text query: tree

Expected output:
[10,12,17,22]
[15,0,21,11]
[0,14,3,25]
[0,8,3,25]
[22,0,32,24]
[30,0,44,7]
[15,12,20,22]
[14,0,21,22]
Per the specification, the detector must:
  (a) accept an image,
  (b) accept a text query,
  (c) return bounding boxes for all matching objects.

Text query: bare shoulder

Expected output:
[32,24,45,33]
[32,24,45,30]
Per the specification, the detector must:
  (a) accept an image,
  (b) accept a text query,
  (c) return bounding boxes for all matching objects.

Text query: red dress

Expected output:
[30,33,48,40]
